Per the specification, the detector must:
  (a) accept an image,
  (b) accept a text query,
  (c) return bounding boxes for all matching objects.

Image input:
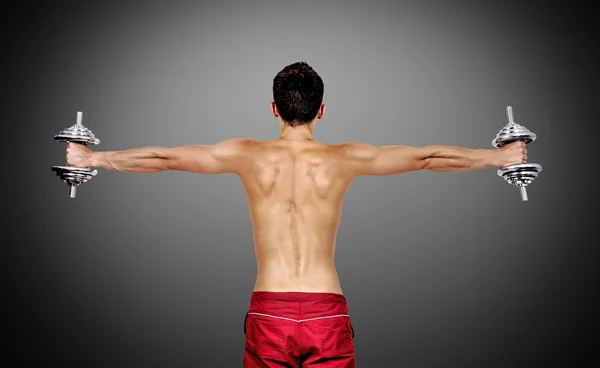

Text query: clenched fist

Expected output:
[66,142,93,168]
[498,141,527,168]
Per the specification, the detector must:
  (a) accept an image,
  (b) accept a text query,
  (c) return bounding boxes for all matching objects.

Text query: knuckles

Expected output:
[502,141,528,165]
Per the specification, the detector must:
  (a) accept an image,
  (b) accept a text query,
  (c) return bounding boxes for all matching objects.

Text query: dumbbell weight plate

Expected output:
[492,126,537,148]
[51,166,98,188]
[497,163,542,185]
[54,133,100,145]
[54,119,100,145]
[52,166,98,198]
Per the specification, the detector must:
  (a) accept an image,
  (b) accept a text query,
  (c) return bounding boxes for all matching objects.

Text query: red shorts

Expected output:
[243,292,356,367]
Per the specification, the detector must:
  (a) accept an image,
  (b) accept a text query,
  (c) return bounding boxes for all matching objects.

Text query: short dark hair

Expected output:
[273,61,324,126]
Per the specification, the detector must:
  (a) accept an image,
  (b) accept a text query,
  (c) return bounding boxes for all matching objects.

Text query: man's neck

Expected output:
[279,121,315,141]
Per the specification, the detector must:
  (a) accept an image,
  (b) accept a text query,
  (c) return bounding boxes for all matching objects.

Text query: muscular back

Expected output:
[80,128,516,293]
[238,140,353,293]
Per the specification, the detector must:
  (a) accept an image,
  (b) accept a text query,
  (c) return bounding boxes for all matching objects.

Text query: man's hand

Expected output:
[66,142,93,168]
[497,141,527,168]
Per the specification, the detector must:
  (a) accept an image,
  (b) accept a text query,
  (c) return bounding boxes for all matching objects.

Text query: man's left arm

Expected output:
[336,141,526,177]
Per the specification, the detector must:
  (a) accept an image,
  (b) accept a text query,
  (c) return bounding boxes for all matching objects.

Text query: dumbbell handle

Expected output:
[76,111,83,126]
[519,186,528,201]
[506,106,515,125]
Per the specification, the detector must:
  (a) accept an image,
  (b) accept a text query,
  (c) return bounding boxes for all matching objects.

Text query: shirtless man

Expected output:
[66,61,527,367]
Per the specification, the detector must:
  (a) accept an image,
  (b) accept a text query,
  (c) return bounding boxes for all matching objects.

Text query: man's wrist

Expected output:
[486,149,502,167]
[89,152,103,168]
[475,149,502,168]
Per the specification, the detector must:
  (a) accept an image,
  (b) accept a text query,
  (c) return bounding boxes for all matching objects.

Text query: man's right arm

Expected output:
[337,141,527,177]
[67,138,254,175]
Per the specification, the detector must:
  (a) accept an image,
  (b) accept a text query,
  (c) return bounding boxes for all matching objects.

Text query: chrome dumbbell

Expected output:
[52,111,100,198]
[492,106,542,201]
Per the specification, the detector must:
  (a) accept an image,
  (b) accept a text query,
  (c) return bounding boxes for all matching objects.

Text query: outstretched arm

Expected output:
[338,141,526,176]
[66,138,253,174]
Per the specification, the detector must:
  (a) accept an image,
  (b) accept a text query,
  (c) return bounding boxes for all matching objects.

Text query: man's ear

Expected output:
[270,102,279,118]
[316,104,326,119]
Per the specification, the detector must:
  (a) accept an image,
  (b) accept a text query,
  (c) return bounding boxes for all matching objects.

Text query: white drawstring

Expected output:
[248,312,350,323]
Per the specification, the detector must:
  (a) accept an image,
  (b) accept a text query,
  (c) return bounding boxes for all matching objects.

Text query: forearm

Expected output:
[423,145,501,172]
[91,147,170,173]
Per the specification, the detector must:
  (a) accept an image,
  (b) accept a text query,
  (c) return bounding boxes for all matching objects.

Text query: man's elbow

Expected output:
[421,157,436,171]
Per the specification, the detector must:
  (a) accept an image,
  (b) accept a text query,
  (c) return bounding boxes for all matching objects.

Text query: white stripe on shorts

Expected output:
[247,312,350,323]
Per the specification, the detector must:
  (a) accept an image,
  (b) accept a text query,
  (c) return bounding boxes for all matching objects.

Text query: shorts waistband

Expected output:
[250,291,347,304]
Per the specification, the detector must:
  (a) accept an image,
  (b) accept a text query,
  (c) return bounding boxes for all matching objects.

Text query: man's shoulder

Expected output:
[217,138,260,150]
[330,141,379,160]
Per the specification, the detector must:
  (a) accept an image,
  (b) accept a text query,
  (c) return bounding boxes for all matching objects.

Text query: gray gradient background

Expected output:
[4,0,598,367]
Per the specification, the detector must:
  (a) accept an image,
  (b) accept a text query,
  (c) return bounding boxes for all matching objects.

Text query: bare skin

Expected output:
[66,103,527,295]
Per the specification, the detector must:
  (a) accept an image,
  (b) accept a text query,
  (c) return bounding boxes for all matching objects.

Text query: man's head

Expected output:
[271,61,325,127]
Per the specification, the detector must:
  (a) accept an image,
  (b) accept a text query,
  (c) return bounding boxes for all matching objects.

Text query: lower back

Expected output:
[251,207,343,294]
[253,261,343,293]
